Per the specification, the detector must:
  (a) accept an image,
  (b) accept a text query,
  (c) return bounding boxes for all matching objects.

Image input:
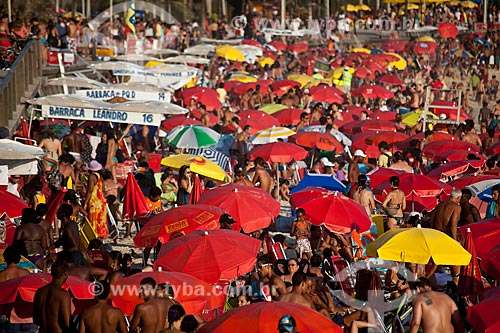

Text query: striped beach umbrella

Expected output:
[453,49,473,58]
[250,126,296,145]
[165,124,220,148]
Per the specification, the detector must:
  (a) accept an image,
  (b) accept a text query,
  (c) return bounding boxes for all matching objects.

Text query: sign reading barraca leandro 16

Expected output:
[41,105,162,126]
[75,89,172,102]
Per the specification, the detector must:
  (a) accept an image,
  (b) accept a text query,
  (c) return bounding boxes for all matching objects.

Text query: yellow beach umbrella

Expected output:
[407,3,420,9]
[216,45,245,62]
[341,4,359,11]
[401,110,439,127]
[288,74,314,87]
[417,36,437,43]
[304,79,332,88]
[350,47,371,54]
[356,4,372,11]
[386,52,407,70]
[227,75,257,83]
[367,226,472,265]
[145,60,164,68]
[161,154,228,182]
[456,0,478,7]
[256,57,275,67]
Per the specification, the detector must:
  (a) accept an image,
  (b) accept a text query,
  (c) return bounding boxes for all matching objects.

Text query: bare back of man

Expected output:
[279,291,315,309]
[353,188,375,216]
[130,297,169,333]
[64,132,83,153]
[462,133,482,146]
[0,265,29,282]
[79,301,128,333]
[431,201,461,238]
[410,291,463,333]
[253,168,272,193]
[34,284,71,333]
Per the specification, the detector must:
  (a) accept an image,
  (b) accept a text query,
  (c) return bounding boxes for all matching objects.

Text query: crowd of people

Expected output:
[1,1,500,332]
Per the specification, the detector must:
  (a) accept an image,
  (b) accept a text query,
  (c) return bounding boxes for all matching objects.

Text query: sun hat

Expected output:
[87,160,102,172]
[320,157,334,166]
[353,149,367,158]
[278,314,296,332]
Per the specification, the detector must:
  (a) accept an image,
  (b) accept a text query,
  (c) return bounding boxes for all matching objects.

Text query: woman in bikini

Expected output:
[39,128,62,172]
[382,176,406,230]
[281,258,300,290]
[105,130,119,183]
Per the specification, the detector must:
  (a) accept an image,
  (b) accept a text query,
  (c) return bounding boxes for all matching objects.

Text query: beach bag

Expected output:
[115,148,126,163]
[47,166,63,191]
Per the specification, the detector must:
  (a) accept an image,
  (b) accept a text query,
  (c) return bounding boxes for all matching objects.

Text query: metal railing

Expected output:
[0,39,44,128]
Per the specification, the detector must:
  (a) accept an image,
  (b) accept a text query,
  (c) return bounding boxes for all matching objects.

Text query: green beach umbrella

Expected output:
[258,104,288,114]
[164,124,220,148]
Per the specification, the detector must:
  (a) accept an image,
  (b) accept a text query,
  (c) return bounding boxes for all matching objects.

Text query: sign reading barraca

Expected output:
[41,105,162,126]
[75,89,171,101]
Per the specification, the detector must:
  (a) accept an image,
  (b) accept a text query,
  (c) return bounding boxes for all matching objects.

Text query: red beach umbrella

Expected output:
[180,87,222,110]
[448,174,500,189]
[239,116,280,134]
[270,80,301,97]
[267,40,287,51]
[198,302,342,333]
[458,228,484,297]
[481,246,500,282]
[197,183,280,233]
[366,167,408,188]
[430,100,469,121]
[161,115,202,132]
[249,142,308,163]
[308,85,345,103]
[0,190,28,218]
[485,141,500,156]
[348,119,399,134]
[122,172,150,220]
[289,190,372,233]
[433,150,486,163]
[155,229,262,283]
[133,204,224,247]
[289,186,330,208]
[110,271,225,316]
[241,39,263,48]
[426,160,485,179]
[381,39,407,52]
[438,22,459,39]
[414,41,438,54]
[291,131,344,151]
[377,74,404,86]
[273,108,305,125]
[422,140,481,159]
[352,84,394,99]
[468,293,500,333]
[459,219,500,259]
[288,41,308,53]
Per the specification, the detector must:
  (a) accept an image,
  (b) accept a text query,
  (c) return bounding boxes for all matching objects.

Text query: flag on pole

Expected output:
[125,1,136,34]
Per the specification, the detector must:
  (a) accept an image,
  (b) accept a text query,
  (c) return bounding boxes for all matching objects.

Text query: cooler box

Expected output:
[371,214,385,237]
[96,47,114,57]
[47,49,75,66]
[149,153,162,173]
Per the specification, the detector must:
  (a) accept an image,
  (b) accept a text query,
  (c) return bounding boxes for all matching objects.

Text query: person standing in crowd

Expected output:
[0,246,30,282]
[13,208,48,270]
[176,165,192,206]
[39,128,62,172]
[84,160,108,239]
[382,176,406,230]
[130,277,170,333]
[291,208,312,260]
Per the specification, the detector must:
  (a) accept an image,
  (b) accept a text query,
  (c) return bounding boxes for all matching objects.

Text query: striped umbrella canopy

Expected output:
[165,124,220,148]
[249,126,296,145]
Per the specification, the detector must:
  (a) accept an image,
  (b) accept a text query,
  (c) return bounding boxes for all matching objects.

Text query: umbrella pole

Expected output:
[412,191,414,212]
[310,148,315,169]
[277,163,280,201]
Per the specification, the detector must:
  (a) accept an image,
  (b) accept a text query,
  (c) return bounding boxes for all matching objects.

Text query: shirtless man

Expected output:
[352,175,375,216]
[14,208,48,270]
[429,189,462,282]
[129,277,169,333]
[382,176,406,230]
[239,90,252,111]
[459,188,481,226]
[33,261,71,333]
[55,204,84,266]
[198,104,211,127]
[348,149,366,183]
[57,251,108,281]
[252,157,273,193]
[295,112,310,132]
[278,272,315,309]
[39,128,62,172]
[63,123,84,154]
[389,151,414,173]
[79,281,128,333]
[257,254,287,300]
[461,122,482,146]
[410,278,464,333]
[234,167,253,186]
[0,246,30,282]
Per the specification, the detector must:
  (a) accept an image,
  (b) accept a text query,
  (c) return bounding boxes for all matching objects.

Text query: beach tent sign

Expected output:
[75,89,171,102]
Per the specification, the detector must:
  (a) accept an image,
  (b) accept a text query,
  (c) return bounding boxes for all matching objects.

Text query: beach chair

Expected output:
[332,259,355,298]
[264,236,287,262]
[79,217,97,252]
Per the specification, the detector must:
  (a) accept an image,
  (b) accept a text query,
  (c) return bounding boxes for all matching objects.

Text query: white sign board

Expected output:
[0,166,8,185]
[41,105,162,126]
[75,89,171,102]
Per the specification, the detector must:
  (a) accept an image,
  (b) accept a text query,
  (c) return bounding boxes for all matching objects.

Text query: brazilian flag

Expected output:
[125,1,136,34]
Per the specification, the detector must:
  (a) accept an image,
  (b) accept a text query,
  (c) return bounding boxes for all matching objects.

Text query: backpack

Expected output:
[382,152,393,167]
[47,166,63,191]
